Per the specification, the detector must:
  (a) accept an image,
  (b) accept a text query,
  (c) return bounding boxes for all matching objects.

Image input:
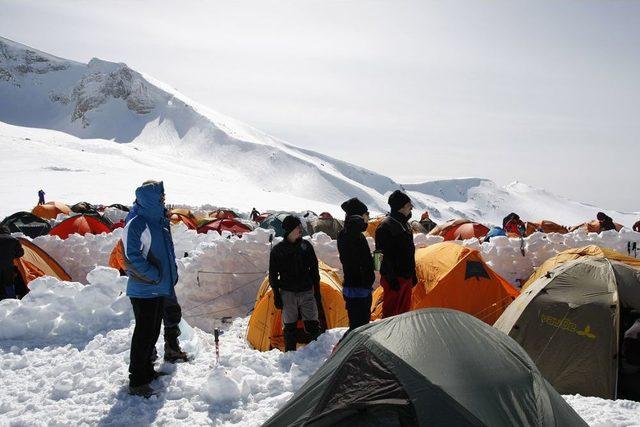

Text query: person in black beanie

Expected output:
[337,198,375,334]
[269,215,321,351]
[596,212,616,232]
[375,190,416,318]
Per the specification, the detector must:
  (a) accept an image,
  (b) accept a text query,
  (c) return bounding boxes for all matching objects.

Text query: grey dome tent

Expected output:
[1,211,51,238]
[309,217,344,239]
[495,257,640,400]
[264,309,586,427]
[259,212,311,238]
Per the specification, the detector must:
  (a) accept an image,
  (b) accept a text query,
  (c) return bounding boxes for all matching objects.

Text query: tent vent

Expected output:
[465,261,490,280]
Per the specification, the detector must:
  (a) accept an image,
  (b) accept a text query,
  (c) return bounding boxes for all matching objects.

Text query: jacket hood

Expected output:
[135,182,165,220]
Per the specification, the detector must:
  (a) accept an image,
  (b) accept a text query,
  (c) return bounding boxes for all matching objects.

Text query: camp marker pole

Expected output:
[214,328,220,366]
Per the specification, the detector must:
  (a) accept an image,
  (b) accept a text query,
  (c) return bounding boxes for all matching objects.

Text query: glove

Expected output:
[411,274,418,288]
[388,276,400,291]
[273,289,283,310]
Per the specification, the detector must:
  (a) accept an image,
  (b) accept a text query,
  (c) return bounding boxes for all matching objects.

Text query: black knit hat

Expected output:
[282,215,302,237]
[388,190,412,211]
[341,197,368,217]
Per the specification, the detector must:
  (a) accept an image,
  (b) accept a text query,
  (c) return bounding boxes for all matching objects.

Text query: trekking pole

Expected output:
[628,241,631,256]
[214,328,220,366]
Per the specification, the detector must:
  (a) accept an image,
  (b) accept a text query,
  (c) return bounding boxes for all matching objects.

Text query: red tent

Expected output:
[210,209,239,220]
[48,215,111,239]
[170,213,198,230]
[255,213,269,223]
[197,218,252,235]
[319,212,333,219]
[429,219,490,241]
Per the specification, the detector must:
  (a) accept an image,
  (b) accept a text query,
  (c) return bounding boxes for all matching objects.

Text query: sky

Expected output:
[1,0,639,211]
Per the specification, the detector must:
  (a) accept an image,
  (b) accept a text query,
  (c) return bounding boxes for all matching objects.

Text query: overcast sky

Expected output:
[1,0,638,211]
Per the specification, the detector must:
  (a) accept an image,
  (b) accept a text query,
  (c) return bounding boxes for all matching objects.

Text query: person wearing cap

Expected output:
[337,198,375,333]
[375,190,417,318]
[596,212,616,232]
[269,215,321,351]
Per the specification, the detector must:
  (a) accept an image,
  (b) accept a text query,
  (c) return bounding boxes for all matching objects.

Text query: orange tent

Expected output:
[48,215,111,239]
[32,202,71,220]
[197,218,252,235]
[170,213,198,230]
[109,240,126,274]
[428,219,489,241]
[525,220,569,235]
[210,209,239,220]
[14,238,71,285]
[569,220,623,233]
[364,215,386,239]
[247,262,348,351]
[371,242,519,324]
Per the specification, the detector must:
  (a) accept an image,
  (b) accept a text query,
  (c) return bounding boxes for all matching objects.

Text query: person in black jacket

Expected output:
[338,198,375,333]
[375,190,416,318]
[0,226,24,300]
[269,215,321,351]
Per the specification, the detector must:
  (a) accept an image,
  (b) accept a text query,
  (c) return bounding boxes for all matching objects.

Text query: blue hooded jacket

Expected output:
[123,182,178,298]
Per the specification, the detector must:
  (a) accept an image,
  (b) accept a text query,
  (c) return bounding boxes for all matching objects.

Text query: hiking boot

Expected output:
[164,340,189,363]
[128,383,155,398]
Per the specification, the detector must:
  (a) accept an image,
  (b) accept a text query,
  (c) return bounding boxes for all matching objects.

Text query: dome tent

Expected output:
[428,218,489,241]
[495,257,640,399]
[371,242,519,324]
[264,309,586,427]
[259,212,310,238]
[1,211,51,238]
[31,201,71,220]
[13,238,71,285]
[48,214,111,239]
[308,217,343,240]
[247,262,348,352]
[197,218,253,236]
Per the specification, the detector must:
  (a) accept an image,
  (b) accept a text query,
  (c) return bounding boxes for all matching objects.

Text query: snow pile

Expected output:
[563,395,640,426]
[32,228,123,283]
[0,267,130,342]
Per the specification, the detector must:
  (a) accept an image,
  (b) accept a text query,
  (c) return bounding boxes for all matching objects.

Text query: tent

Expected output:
[495,257,640,399]
[569,220,623,233]
[523,245,640,290]
[371,242,519,324]
[31,201,71,220]
[255,213,270,223]
[107,204,130,212]
[109,240,126,275]
[170,212,198,230]
[309,217,344,239]
[409,220,427,234]
[428,219,490,241]
[247,262,348,351]
[210,209,240,220]
[70,201,99,215]
[1,211,51,238]
[197,218,253,235]
[264,309,586,427]
[525,220,569,235]
[319,212,333,219]
[48,214,111,239]
[13,237,71,285]
[259,212,310,237]
[364,215,386,239]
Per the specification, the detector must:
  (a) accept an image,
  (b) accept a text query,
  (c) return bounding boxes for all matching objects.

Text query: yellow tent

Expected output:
[371,242,518,324]
[247,262,349,351]
[364,215,386,239]
[523,245,640,290]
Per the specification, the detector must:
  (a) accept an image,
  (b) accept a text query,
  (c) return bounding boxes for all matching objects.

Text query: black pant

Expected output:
[345,295,372,332]
[163,293,182,342]
[129,297,163,387]
[0,265,16,300]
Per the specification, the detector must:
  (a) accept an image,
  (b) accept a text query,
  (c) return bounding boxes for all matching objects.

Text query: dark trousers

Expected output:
[0,265,16,300]
[129,297,163,387]
[380,276,413,318]
[345,295,372,332]
[163,293,182,342]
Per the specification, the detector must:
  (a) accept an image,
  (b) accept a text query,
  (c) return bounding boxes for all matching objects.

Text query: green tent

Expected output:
[265,309,586,427]
[495,257,640,400]
[1,211,51,238]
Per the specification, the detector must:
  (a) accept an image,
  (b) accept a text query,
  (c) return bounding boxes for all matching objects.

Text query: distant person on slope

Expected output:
[250,207,260,221]
[124,181,179,398]
[0,226,24,300]
[126,190,189,364]
[597,212,616,231]
[375,190,416,318]
[338,198,375,334]
[37,189,45,205]
[269,215,321,352]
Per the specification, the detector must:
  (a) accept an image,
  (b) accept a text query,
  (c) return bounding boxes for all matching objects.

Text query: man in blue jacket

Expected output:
[124,181,178,397]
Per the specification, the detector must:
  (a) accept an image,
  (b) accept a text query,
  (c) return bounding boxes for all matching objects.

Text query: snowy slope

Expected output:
[1,35,638,226]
